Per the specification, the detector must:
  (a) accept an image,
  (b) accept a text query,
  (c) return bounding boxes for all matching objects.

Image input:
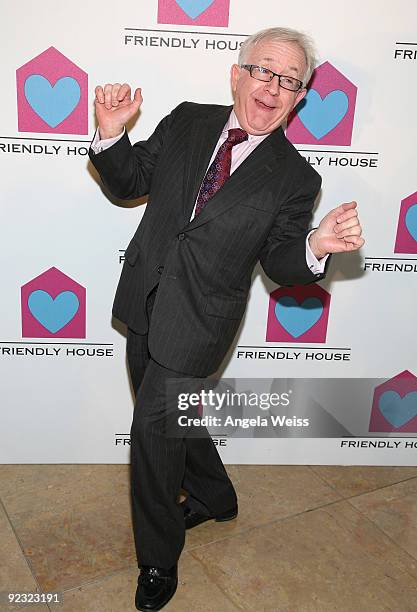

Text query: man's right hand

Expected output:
[94,83,143,140]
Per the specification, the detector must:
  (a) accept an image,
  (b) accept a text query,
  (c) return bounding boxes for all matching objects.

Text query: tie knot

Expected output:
[227,128,248,145]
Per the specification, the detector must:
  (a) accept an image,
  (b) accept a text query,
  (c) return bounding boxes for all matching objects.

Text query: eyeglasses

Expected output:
[240,64,304,92]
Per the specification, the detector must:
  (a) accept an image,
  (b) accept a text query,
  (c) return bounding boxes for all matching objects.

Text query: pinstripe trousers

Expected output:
[126,285,237,569]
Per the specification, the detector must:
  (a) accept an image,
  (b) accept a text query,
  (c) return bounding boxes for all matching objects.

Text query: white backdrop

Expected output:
[1,0,417,464]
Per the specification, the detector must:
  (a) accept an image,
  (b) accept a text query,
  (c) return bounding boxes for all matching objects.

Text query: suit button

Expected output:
[178,233,186,241]
[157,265,164,274]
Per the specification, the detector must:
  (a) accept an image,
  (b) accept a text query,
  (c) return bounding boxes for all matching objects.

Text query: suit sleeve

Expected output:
[259,169,329,286]
[88,103,184,200]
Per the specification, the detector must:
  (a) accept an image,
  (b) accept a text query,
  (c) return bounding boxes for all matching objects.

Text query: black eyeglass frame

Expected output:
[240,64,304,92]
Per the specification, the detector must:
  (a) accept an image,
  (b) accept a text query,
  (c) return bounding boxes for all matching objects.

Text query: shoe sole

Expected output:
[185,511,238,530]
[215,511,238,522]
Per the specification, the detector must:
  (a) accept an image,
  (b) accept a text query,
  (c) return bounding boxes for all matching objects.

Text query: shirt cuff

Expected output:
[90,127,126,154]
[305,229,329,274]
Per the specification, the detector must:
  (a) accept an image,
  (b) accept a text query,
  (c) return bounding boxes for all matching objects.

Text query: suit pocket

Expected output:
[238,202,274,213]
[237,191,276,214]
[124,240,140,266]
[204,294,247,320]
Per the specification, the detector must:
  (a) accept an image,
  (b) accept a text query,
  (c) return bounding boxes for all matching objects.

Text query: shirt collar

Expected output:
[224,109,269,144]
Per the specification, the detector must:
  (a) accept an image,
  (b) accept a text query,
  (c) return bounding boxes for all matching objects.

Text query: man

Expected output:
[89,27,363,611]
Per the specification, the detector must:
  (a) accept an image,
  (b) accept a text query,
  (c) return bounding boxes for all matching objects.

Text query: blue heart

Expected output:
[378,390,417,428]
[28,290,79,333]
[405,204,417,242]
[24,74,81,128]
[274,296,323,338]
[297,89,349,139]
[175,0,215,19]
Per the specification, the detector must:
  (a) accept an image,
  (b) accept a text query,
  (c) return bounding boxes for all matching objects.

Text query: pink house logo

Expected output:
[21,267,86,338]
[369,371,417,432]
[286,61,357,146]
[266,284,331,343]
[16,47,88,134]
[394,190,417,254]
[157,0,230,26]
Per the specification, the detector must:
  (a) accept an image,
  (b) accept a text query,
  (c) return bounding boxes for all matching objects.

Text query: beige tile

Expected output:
[310,465,417,497]
[50,552,237,612]
[0,465,130,521]
[0,503,39,610]
[8,606,50,611]
[349,477,417,560]
[357,572,417,612]
[9,497,136,593]
[0,466,136,593]
[1,465,341,591]
[190,500,417,611]
[184,465,342,550]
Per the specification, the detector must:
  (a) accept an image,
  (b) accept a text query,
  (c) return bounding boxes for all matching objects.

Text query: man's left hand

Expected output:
[308,201,364,260]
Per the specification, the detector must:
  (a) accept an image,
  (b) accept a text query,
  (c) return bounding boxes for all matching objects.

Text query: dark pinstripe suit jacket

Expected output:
[89,102,327,376]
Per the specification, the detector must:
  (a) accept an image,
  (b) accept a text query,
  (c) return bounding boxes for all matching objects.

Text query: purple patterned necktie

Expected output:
[194,128,248,217]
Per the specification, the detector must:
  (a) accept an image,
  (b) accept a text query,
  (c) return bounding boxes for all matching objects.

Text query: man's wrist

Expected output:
[308,230,328,260]
[98,126,124,140]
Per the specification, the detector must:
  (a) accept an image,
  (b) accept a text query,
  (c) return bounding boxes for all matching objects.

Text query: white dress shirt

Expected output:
[90,110,328,274]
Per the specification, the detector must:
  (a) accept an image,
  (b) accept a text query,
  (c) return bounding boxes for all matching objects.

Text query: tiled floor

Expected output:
[1,465,417,611]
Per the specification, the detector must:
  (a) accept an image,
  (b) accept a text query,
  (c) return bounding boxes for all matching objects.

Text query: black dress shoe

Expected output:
[181,501,238,529]
[135,564,178,611]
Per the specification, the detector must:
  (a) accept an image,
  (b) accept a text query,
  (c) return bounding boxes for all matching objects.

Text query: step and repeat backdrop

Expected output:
[1,0,417,464]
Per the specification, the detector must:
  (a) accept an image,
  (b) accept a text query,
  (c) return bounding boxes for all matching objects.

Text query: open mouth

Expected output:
[255,99,275,111]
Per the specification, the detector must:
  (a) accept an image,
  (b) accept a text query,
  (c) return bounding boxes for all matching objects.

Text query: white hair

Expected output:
[238,27,318,87]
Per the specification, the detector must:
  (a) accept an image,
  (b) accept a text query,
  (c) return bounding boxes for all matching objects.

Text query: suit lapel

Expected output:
[182,105,232,224]
[183,123,288,231]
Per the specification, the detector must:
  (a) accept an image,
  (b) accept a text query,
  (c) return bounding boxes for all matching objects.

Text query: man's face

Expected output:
[230,39,307,135]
